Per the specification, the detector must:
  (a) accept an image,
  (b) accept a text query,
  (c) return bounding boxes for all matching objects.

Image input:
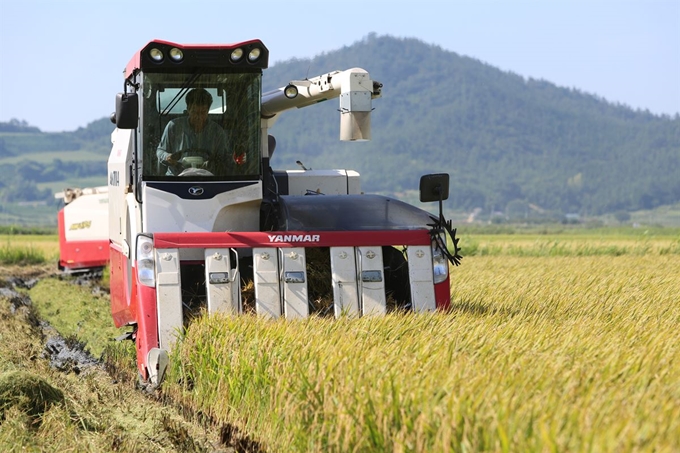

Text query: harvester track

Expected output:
[0,268,264,452]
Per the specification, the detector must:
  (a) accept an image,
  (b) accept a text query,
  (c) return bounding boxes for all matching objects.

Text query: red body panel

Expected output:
[57,209,108,271]
[109,245,134,327]
[153,230,432,249]
[135,284,159,380]
[110,244,159,379]
[434,274,451,311]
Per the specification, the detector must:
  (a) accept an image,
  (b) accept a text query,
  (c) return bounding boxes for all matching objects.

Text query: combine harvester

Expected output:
[55,186,109,274]
[97,39,462,388]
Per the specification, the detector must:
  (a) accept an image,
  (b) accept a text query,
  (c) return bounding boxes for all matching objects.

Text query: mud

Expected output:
[3,276,40,290]
[1,273,265,452]
[0,284,102,375]
[0,287,32,314]
[42,334,101,374]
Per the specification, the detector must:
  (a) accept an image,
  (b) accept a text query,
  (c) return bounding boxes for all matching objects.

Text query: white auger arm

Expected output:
[261,68,382,141]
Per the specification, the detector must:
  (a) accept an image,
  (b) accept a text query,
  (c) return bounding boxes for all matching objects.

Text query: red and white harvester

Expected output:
[55,186,109,273]
[107,39,461,388]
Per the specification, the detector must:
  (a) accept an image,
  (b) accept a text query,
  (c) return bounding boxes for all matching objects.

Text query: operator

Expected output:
[156,88,228,176]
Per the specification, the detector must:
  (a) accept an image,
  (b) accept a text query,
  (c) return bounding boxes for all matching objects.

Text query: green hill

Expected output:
[263,34,680,218]
[1,34,678,226]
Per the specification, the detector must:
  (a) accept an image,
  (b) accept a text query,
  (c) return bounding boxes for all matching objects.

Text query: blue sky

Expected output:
[0,0,678,132]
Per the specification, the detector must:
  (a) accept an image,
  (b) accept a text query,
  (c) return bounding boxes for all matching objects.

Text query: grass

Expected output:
[0,234,58,265]
[29,278,120,358]
[0,286,219,452]
[164,254,680,452]
[0,244,46,265]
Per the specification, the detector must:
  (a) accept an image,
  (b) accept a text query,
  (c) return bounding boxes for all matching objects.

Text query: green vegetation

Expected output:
[0,202,59,227]
[0,225,56,235]
[0,282,220,452]
[29,278,117,357]
[0,233,58,265]
[264,35,679,219]
[0,371,65,421]
[0,117,111,221]
[2,35,679,227]
[0,244,45,265]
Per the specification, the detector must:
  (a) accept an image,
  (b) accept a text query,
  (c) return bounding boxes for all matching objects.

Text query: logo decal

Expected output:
[109,170,119,186]
[188,186,204,196]
[69,221,92,230]
[267,234,321,243]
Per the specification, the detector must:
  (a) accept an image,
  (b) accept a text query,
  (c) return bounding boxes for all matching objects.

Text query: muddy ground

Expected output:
[0,264,260,453]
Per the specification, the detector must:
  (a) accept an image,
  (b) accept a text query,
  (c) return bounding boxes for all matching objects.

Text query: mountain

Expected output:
[262,34,680,217]
[1,34,678,225]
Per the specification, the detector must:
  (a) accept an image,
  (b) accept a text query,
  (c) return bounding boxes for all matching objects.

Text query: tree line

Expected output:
[1,35,678,219]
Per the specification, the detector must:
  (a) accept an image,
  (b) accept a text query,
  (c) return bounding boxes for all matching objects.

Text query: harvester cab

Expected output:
[109,39,461,388]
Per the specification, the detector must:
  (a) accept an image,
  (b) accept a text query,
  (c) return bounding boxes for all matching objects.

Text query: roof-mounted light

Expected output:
[169,47,184,62]
[284,84,298,99]
[248,48,261,63]
[149,48,164,62]
[231,48,244,62]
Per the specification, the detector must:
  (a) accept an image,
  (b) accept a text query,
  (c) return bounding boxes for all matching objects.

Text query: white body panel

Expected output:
[280,169,361,195]
[62,190,109,242]
[155,248,183,349]
[407,246,437,312]
[205,248,240,315]
[141,182,262,234]
[330,246,360,316]
[107,129,134,249]
[357,246,387,316]
[253,247,282,319]
[281,247,309,319]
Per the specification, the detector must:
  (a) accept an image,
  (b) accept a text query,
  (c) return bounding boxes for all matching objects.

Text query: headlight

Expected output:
[231,48,244,62]
[284,84,298,99]
[431,232,449,284]
[169,48,183,62]
[248,47,261,62]
[149,48,164,62]
[136,234,155,287]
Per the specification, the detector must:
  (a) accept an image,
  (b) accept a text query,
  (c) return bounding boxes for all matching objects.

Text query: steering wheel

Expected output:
[177,149,211,169]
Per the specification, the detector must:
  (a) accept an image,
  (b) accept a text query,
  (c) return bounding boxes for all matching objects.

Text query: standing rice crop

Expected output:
[165,254,680,452]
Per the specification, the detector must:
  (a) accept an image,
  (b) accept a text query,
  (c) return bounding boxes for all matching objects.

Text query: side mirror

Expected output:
[113,92,139,129]
[419,173,449,203]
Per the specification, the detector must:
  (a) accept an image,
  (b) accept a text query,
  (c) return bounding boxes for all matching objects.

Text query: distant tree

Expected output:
[0,119,40,133]
[614,211,631,223]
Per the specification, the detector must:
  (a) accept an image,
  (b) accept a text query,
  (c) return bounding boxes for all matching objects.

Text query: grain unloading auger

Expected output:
[108,39,461,389]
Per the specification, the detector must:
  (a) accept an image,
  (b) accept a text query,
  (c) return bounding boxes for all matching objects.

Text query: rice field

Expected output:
[164,250,680,452]
[0,234,57,265]
[4,228,679,451]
